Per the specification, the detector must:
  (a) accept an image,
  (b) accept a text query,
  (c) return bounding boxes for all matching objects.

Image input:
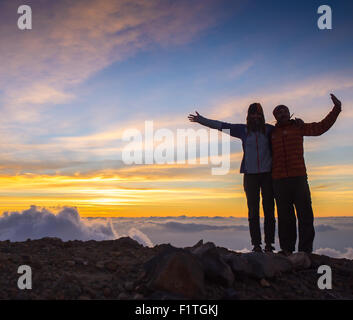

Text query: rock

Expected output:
[224,253,250,273]
[111,251,121,257]
[74,258,88,265]
[66,283,82,297]
[115,237,142,249]
[41,237,62,242]
[144,245,180,273]
[32,261,42,269]
[136,271,147,282]
[146,290,186,300]
[133,293,144,300]
[288,252,311,269]
[222,288,239,300]
[190,241,216,256]
[116,282,125,292]
[103,287,111,297]
[144,249,205,299]
[95,261,105,269]
[66,260,76,266]
[226,252,293,279]
[260,278,271,287]
[83,287,96,299]
[21,254,32,263]
[268,253,294,275]
[184,239,204,251]
[105,261,118,272]
[193,246,234,287]
[118,292,129,300]
[124,281,134,291]
[192,239,204,248]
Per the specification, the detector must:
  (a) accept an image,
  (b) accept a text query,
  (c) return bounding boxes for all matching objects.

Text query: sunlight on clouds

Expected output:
[7,84,73,106]
[310,164,353,177]
[0,0,222,122]
[208,75,353,121]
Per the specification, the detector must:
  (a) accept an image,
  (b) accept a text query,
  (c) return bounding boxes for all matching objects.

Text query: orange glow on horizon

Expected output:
[0,169,351,217]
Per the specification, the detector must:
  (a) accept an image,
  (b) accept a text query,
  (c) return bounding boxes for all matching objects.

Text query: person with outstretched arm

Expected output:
[271,94,342,256]
[188,103,277,253]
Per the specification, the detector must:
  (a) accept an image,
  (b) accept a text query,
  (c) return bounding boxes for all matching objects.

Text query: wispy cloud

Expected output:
[207,74,353,120]
[310,164,353,177]
[227,60,254,79]
[0,0,224,123]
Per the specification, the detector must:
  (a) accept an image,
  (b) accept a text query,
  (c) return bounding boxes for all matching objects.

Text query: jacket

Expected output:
[271,106,341,180]
[198,117,274,174]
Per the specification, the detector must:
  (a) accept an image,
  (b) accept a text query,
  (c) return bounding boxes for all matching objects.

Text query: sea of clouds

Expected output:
[0,206,352,260]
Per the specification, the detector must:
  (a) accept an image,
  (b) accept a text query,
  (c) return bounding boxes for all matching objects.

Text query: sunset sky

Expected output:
[0,0,352,217]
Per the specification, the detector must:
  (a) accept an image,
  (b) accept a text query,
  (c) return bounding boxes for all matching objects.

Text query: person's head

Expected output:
[273,105,290,124]
[246,103,265,134]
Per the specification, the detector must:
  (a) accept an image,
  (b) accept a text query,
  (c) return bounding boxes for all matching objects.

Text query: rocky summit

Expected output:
[0,237,352,300]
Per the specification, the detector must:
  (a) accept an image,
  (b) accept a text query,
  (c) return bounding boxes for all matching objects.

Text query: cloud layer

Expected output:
[110,216,353,259]
[0,209,352,259]
[0,206,153,247]
[0,206,117,241]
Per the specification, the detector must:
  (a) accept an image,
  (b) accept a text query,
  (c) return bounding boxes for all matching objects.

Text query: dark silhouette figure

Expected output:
[271,94,342,256]
[189,103,276,253]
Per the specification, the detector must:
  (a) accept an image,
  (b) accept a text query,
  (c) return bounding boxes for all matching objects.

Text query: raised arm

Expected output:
[188,111,245,138]
[188,111,223,130]
[301,94,342,136]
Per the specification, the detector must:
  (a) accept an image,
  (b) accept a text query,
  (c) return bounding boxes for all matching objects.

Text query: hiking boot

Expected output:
[278,250,292,257]
[264,244,275,253]
[252,245,263,253]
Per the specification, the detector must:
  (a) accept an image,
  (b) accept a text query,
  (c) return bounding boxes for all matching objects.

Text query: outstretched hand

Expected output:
[188,111,202,123]
[330,93,342,110]
[294,117,304,128]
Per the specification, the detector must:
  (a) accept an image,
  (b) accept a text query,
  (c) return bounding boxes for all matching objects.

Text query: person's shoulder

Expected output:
[265,123,275,134]
[225,123,246,138]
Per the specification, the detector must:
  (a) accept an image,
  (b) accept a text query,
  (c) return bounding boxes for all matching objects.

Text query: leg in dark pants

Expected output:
[260,173,275,245]
[294,176,315,253]
[273,178,297,252]
[243,174,261,246]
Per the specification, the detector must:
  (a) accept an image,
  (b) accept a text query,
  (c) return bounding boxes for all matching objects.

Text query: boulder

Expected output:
[193,245,234,287]
[144,248,205,299]
[288,252,311,269]
[226,252,293,279]
[113,237,142,249]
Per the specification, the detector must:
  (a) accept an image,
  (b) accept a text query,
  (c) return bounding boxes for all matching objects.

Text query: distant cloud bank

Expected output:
[0,205,117,241]
[154,221,249,232]
[314,247,353,260]
[0,207,352,259]
[0,206,153,247]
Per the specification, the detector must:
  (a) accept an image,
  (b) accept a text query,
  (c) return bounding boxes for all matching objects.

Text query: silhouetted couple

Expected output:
[188,94,342,255]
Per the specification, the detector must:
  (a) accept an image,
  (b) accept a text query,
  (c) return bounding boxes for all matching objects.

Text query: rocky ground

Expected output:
[0,237,352,300]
